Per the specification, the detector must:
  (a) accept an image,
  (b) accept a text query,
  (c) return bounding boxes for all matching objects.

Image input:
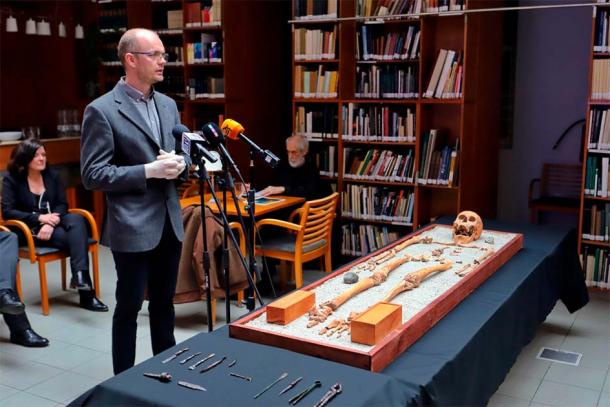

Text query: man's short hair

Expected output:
[117,28,157,67]
[286,134,308,153]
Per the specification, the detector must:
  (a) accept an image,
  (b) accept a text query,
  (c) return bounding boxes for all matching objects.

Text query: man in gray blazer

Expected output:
[80,28,191,374]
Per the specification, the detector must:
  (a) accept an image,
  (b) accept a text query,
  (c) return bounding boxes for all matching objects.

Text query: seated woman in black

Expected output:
[1,139,107,312]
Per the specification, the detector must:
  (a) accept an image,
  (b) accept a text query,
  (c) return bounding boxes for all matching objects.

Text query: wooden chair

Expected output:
[528,163,581,224]
[254,192,339,288]
[0,209,101,316]
[0,225,22,300]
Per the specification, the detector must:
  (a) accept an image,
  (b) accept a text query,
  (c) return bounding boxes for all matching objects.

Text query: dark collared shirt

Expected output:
[117,77,162,145]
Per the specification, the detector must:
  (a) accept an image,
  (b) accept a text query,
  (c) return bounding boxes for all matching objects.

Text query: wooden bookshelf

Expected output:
[291,0,504,258]
[96,0,291,176]
[577,2,610,289]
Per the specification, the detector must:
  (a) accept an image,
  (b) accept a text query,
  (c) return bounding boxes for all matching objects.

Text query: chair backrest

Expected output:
[540,163,581,199]
[297,192,339,250]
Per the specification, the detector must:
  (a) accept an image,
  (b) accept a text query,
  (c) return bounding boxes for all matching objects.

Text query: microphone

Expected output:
[201,122,244,182]
[221,119,280,168]
[171,124,189,154]
[171,124,217,163]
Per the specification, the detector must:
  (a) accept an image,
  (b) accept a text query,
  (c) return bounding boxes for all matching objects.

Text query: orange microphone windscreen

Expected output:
[221,119,245,140]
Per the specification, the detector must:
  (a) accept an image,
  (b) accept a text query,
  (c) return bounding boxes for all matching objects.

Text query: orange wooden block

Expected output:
[351,302,402,346]
[266,290,315,325]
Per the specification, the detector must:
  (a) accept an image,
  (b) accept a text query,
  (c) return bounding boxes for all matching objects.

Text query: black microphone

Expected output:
[171,124,217,163]
[201,122,244,182]
[171,124,189,154]
[221,119,280,168]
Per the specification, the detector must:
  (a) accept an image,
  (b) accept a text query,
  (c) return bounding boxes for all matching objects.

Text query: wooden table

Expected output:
[180,194,305,217]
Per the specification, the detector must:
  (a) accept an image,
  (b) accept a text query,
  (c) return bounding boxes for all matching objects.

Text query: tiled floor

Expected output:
[0,246,609,406]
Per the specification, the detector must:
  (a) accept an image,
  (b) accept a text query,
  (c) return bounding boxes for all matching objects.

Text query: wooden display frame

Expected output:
[230,224,523,371]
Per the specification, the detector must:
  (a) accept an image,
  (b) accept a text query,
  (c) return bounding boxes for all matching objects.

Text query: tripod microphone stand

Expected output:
[194,156,263,332]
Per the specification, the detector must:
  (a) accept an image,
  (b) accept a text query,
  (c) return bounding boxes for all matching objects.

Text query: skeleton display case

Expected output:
[230,215,523,371]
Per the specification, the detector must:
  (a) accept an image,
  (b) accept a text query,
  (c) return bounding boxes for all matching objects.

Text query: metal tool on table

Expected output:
[161,347,189,364]
[253,372,288,399]
[229,372,252,382]
[228,359,237,367]
[179,351,201,364]
[189,353,215,370]
[143,372,172,383]
[278,376,303,395]
[200,356,226,373]
[313,383,342,407]
[288,380,321,405]
[178,381,207,391]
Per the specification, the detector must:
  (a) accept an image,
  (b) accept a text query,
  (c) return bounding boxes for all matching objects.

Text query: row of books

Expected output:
[186,77,224,100]
[584,156,610,197]
[295,105,339,140]
[343,148,416,182]
[581,246,610,288]
[587,108,610,151]
[294,28,337,60]
[341,224,401,257]
[341,103,416,142]
[417,131,458,186]
[424,49,463,99]
[294,0,338,19]
[594,9,610,52]
[186,34,222,64]
[184,0,222,27]
[356,0,464,16]
[582,203,610,242]
[314,146,338,177]
[357,25,420,61]
[342,185,414,224]
[591,59,610,100]
[355,65,418,99]
[294,66,338,98]
[99,8,128,30]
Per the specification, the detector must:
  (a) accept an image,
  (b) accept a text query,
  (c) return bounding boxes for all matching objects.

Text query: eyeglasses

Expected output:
[130,51,169,61]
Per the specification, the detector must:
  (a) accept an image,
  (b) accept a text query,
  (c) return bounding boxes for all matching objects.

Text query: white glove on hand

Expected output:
[145,150,185,180]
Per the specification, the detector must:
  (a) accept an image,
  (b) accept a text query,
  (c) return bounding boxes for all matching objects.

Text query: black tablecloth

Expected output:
[70,220,588,406]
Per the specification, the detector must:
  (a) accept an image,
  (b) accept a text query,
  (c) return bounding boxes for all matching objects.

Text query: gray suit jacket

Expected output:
[80,83,190,252]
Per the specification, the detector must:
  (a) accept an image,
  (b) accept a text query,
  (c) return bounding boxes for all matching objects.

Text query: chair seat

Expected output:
[256,234,326,253]
[21,238,97,256]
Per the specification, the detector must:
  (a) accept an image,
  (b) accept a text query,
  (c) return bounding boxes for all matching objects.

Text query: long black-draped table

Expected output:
[70,219,589,406]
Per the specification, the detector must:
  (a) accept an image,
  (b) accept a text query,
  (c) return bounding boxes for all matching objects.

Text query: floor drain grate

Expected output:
[536,347,582,366]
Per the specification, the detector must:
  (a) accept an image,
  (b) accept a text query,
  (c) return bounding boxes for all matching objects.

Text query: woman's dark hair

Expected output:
[7,138,45,177]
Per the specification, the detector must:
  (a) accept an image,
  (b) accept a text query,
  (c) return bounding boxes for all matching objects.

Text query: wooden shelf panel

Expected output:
[581,239,610,248]
[293,98,339,103]
[342,140,416,146]
[294,59,340,64]
[419,98,463,104]
[343,99,417,104]
[589,100,610,105]
[417,184,459,190]
[343,178,415,187]
[356,59,420,64]
[341,216,414,227]
[584,195,610,202]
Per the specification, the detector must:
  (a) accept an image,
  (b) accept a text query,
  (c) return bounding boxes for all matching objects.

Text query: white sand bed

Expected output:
[246,225,518,351]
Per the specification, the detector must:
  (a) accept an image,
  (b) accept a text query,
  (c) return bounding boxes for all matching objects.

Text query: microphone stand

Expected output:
[214,144,275,312]
[195,159,214,333]
[195,157,264,316]
[220,152,231,322]
[244,151,258,311]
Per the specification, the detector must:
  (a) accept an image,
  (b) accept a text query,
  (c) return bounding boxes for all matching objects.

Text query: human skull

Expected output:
[452,211,483,244]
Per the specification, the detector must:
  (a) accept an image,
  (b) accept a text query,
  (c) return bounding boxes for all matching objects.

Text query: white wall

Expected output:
[496,1,591,223]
